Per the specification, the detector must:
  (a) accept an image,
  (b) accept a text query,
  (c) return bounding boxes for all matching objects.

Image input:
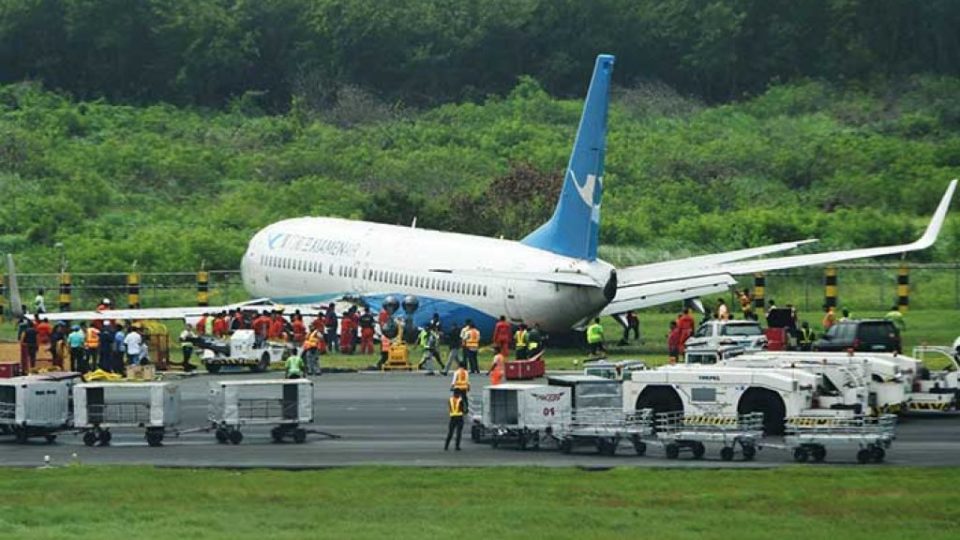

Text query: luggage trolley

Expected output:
[0,376,71,444]
[208,379,313,444]
[479,383,571,450]
[655,411,764,461]
[73,382,180,447]
[785,415,897,464]
[560,408,654,456]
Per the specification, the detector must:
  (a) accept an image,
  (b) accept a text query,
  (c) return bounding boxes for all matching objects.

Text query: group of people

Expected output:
[18,311,146,375]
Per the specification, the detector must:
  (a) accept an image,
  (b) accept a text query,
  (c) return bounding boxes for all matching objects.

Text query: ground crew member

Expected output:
[667,321,681,364]
[99,321,114,372]
[49,322,66,369]
[839,308,852,322]
[195,313,208,335]
[798,322,815,351]
[444,391,465,451]
[462,320,481,374]
[292,315,307,345]
[586,318,605,356]
[84,323,101,370]
[35,317,51,347]
[677,309,695,347]
[124,325,143,366]
[885,305,906,332]
[205,312,215,336]
[20,320,38,369]
[377,334,391,369]
[179,324,196,371]
[738,289,753,319]
[285,351,305,379]
[230,308,246,332]
[822,305,836,331]
[359,307,375,354]
[324,304,338,352]
[716,299,730,321]
[513,323,529,360]
[527,323,545,357]
[34,288,46,314]
[68,324,86,373]
[626,311,640,342]
[339,311,354,353]
[442,322,462,376]
[252,311,271,347]
[493,315,512,356]
[417,327,441,373]
[451,362,470,412]
[303,328,322,375]
[268,312,284,340]
[378,306,390,328]
[487,352,505,386]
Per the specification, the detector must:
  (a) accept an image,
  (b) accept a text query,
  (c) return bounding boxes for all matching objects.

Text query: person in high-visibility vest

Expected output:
[377,334,391,369]
[527,323,544,358]
[450,363,470,412]
[487,352,505,386]
[285,352,305,379]
[513,323,529,360]
[493,316,512,356]
[462,320,481,374]
[586,318,605,356]
[798,322,815,351]
[822,305,836,331]
[303,328,322,375]
[84,324,101,370]
[444,391,465,451]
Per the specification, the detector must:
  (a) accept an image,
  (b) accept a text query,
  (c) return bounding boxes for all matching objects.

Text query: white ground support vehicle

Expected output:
[73,382,180,447]
[208,379,314,444]
[548,375,653,455]
[907,346,960,413]
[683,344,747,365]
[654,411,764,461]
[0,376,70,444]
[784,414,896,464]
[194,330,294,373]
[720,352,906,415]
[479,383,571,450]
[684,320,768,352]
[624,365,859,435]
[582,359,649,381]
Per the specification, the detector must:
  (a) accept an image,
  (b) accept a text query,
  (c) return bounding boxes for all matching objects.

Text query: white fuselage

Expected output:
[239,217,615,335]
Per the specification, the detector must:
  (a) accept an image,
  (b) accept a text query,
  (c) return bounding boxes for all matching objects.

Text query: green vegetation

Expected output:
[0,466,958,539]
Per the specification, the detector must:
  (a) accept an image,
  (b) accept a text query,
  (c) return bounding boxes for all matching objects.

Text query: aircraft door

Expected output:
[504,280,524,322]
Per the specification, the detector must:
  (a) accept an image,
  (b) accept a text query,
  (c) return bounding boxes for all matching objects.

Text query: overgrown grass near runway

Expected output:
[0,466,958,539]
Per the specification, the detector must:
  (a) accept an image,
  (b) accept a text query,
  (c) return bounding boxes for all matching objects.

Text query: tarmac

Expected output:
[2,370,959,468]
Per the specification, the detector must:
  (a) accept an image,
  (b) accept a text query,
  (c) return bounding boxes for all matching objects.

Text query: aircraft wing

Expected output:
[38,299,323,322]
[606,179,956,314]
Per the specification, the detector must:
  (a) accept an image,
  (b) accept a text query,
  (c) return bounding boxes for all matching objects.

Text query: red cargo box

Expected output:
[505,357,545,380]
[0,362,22,378]
[765,328,788,351]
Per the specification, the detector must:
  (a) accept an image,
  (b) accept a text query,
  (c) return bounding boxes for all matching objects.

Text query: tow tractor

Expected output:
[908,345,960,413]
[192,330,294,373]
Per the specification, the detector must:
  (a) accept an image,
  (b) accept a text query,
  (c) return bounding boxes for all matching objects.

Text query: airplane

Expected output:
[13,54,957,339]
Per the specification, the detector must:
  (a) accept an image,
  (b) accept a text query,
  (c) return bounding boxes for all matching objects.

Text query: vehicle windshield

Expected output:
[721,324,762,336]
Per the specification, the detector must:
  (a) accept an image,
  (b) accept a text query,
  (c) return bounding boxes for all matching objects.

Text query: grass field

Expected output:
[0,466,957,539]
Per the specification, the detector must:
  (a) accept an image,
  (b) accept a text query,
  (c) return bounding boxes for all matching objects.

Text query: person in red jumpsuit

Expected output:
[492,315,512,356]
[339,311,355,354]
[268,313,284,340]
[359,307,376,355]
[667,321,682,364]
[292,315,307,346]
[677,308,696,354]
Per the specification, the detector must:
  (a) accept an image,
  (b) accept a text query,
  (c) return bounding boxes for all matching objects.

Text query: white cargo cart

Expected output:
[480,383,571,450]
[655,411,764,461]
[0,377,71,444]
[784,415,897,464]
[208,379,314,444]
[73,382,180,447]
[560,408,654,456]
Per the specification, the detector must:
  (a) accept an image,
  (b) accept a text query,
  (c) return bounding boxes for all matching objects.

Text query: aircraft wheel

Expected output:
[560,439,573,454]
[271,427,284,443]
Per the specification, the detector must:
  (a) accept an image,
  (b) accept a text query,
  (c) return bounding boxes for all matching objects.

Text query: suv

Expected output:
[813,320,901,353]
[684,320,768,351]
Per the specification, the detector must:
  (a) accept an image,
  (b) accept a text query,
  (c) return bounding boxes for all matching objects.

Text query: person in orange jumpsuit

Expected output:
[268,313,284,340]
[292,315,307,346]
[358,307,376,355]
[677,308,696,353]
[252,311,270,347]
[339,311,354,353]
[213,312,228,337]
[195,313,208,335]
[487,352,505,385]
[378,307,390,328]
[35,316,52,347]
[492,315,512,356]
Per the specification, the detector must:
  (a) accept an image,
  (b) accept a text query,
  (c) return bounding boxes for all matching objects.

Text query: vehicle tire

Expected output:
[83,431,97,447]
[870,445,885,463]
[632,437,647,456]
[519,431,528,451]
[228,430,243,445]
[45,434,57,444]
[811,446,826,463]
[692,442,706,460]
[601,438,617,456]
[665,443,680,459]
[253,352,271,373]
[470,424,482,443]
[215,428,228,444]
[793,447,809,463]
[856,448,872,464]
[742,445,757,461]
[205,362,221,374]
[720,446,735,461]
[636,386,683,432]
[98,430,112,446]
[271,427,284,443]
[560,439,573,454]
[146,431,164,447]
[293,428,307,444]
[737,388,787,436]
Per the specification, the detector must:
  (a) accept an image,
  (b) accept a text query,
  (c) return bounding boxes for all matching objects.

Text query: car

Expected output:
[812,319,901,353]
[684,320,767,352]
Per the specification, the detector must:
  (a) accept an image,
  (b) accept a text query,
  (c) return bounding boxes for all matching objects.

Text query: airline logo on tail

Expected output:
[571,171,602,223]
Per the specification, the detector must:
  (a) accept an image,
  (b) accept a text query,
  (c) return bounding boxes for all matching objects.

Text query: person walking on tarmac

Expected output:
[513,323,529,360]
[442,321,462,376]
[445,390,466,451]
[285,351,305,379]
[487,351,505,386]
[586,318,606,356]
[798,322,815,351]
[359,307,376,354]
[462,320,481,374]
[493,316,512,356]
[450,362,471,412]
[418,327,442,374]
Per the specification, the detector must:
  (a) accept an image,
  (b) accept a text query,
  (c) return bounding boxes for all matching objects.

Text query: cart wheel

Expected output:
[253,352,271,373]
[518,431,528,451]
[692,442,706,460]
[604,438,618,456]
[742,445,757,461]
[45,434,57,444]
[560,439,573,454]
[665,443,680,459]
[870,445,885,463]
[228,430,243,445]
[632,437,647,456]
[470,424,481,442]
[146,431,164,447]
[83,431,97,447]
[811,446,826,463]
[293,428,307,444]
[13,427,28,444]
[720,446,735,461]
[215,428,228,444]
[271,427,284,443]
[98,430,112,446]
[856,448,872,464]
[793,447,809,463]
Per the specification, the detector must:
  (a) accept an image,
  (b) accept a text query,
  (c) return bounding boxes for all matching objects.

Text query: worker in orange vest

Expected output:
[358,307,376,355]
[462,319,481,374]
[303,328,322,375]
[487,352,505,386]
[376,334,391,369]
[84,324,101,371]
[444,391,465,451]
[492,316,512,356]
[450,362,471,412]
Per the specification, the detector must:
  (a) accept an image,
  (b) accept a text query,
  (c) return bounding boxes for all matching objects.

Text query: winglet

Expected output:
[914,179,957,249]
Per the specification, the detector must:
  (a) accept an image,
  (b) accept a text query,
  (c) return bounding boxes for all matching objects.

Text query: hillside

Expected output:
[1,76,959,273]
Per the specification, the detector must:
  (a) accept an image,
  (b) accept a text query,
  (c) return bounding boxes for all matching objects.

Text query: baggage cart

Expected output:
[73,382,180,447]
[0,377,71,443]
[784,414,897,464]
[560,408,653,455]
[480,383,570,450]
[655,411,764,461]
[208,379,313,444]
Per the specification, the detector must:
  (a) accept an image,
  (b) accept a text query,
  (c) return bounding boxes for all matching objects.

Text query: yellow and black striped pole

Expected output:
[897,264,909,312]
[58,272,71,311]
[753,273,765,314]
[127,272,141,308]
[824,266,838,308]
[197,271,209,307]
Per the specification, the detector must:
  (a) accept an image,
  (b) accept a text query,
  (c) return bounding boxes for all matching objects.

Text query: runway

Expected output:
[2,371,959,468]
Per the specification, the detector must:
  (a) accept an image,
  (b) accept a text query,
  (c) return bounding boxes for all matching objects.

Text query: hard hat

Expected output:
[103,298,111,304]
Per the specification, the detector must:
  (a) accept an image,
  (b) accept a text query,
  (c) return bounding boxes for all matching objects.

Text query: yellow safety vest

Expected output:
[449,397,464,417]
[514,329,528,349]
[453,369,470,391]
[304,330,320,349]
[85,328,100,349]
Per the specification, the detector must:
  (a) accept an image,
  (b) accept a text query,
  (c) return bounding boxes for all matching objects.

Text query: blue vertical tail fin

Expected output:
[521,54,614,261]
